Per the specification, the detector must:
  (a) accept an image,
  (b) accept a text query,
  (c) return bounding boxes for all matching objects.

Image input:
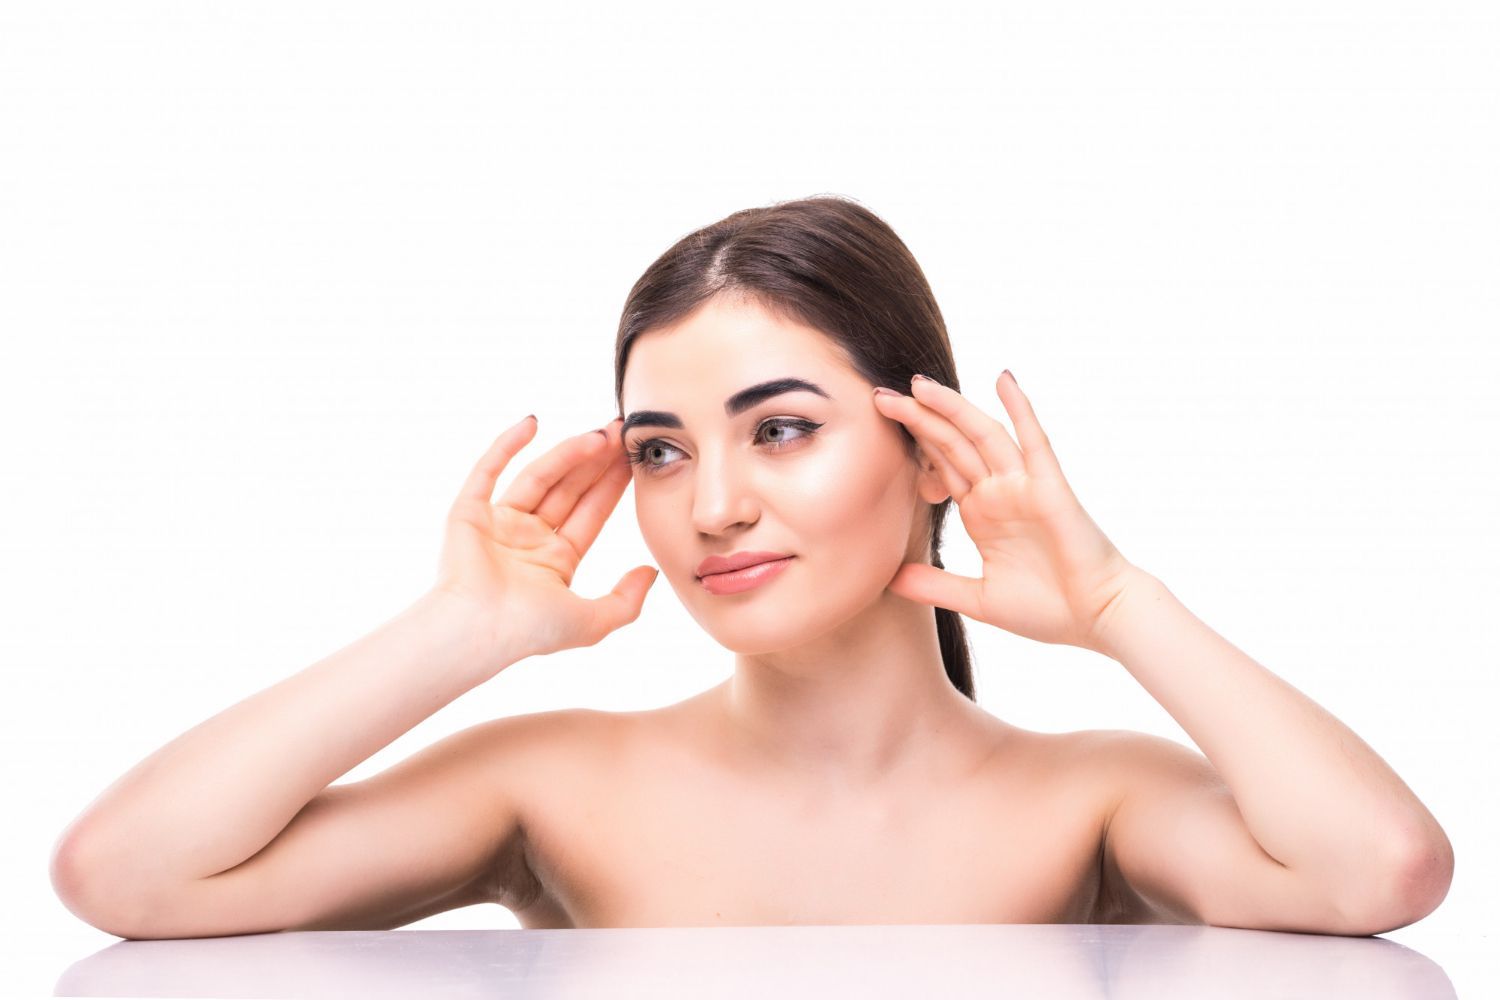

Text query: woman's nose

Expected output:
[689,450,759,536]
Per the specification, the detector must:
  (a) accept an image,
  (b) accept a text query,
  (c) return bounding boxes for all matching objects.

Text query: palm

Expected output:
[438,506,594,657]
[433,416,657,662]
[443,502,581,600]
[876,372,1137,651]
[956,472,1130,648]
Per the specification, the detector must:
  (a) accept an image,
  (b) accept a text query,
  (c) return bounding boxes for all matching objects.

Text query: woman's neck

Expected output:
[717,587,980,789]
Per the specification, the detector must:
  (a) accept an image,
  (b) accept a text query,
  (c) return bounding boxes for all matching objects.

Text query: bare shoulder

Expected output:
[473,705,625,753]
[973,722,1133,835]
[452,707,626,909]
[961,724,1213,925]
[1055,727,1231,852]
[1060,726,1224,842]
[1069,727,1220,806]
[1065,727,1218,925]
[470,705,632,803]
[971,720,1133,786]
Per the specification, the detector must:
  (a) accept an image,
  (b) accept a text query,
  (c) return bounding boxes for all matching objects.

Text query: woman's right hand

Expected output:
[430,414,657,669]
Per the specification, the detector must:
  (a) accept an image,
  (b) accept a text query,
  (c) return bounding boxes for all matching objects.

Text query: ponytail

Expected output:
[930,502,976,701]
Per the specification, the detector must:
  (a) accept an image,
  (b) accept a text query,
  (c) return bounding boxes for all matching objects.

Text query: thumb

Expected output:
[888,561,981,618]
[583,565,659,644]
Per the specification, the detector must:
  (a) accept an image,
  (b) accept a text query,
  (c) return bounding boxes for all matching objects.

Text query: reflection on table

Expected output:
[55,922,1454,999]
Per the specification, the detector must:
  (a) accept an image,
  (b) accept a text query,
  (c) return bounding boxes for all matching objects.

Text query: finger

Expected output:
[887,562,984,619]
[556,434,634,557]
[995,370,1063,478]
[455,415,538,507]
[497,425,612,514]
[580,565,659,646]
[913,429,971,502]
[910,374,1025,477]
[872,386,989,484]
[532,420,623,529]
[873,390,972,498]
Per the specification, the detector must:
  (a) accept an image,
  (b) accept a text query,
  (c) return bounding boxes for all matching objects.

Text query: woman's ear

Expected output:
[913,446,952,505]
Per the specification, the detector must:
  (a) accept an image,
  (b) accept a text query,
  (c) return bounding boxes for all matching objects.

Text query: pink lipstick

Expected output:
[697,555,795,595]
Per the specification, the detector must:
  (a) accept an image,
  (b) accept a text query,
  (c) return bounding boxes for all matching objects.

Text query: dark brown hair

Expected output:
[612,195,975,701]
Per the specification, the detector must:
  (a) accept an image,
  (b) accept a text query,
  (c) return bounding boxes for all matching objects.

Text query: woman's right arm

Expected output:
[50,413,655,937]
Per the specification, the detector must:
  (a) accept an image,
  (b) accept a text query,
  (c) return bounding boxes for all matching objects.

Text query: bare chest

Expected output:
[508,719,1109,929]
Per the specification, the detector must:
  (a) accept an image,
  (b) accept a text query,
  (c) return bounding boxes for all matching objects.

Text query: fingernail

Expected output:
[912,373,937,385]
[872,386,901,398]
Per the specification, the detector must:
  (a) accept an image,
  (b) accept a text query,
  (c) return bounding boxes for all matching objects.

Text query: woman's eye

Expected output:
[624,439,683,473]
[758,419,813,447]
[625,418,823,474]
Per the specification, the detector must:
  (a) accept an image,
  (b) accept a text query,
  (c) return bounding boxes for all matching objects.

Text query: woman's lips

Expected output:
[698,556,795,595]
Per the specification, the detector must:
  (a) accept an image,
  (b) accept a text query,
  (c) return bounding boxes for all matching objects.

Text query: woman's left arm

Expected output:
[1091,565,1454,929]
[873,370,1454,934]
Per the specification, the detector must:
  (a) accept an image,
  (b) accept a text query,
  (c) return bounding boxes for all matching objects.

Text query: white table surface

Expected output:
[52,923,1454,999]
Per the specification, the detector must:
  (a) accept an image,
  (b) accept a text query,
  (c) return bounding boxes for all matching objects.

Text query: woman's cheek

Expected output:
[632,495,678,581]
[780,449,914,556]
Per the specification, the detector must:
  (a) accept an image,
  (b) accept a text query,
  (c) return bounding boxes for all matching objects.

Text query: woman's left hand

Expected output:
[874,370,1145,653]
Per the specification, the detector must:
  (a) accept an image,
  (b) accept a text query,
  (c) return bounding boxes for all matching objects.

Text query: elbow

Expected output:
[51,832,117,936]
[52,832,124,937]
[1390,829,1455,927]
[50,830,164,940]
[50,831,104,925]
[1341,830,1455,936]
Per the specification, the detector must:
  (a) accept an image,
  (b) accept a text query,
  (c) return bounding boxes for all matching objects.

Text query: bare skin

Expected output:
[44,366,1138,936]
[51,298,1446,940]
[492,692,1150,929]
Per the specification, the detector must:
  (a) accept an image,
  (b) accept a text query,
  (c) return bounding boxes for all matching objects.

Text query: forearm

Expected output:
[1092,569,1452,897]
[57,590,508,886]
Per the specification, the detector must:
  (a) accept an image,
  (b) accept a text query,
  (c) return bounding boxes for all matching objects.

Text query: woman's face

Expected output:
[619,293,948,655]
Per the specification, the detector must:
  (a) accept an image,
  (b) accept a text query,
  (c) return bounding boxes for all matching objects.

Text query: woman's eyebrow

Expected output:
[621,377,832,434]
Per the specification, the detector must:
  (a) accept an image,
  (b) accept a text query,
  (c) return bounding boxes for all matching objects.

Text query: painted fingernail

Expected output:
[872,386,901,398]
[912,373,937,385]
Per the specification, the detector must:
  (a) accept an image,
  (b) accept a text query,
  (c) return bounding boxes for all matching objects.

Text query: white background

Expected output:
[3,1,1496,995]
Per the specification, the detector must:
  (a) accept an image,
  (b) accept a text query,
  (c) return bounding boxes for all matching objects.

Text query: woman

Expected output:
[50,196,1452,938]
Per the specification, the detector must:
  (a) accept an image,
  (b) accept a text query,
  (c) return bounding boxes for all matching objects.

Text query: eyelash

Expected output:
[625,418,824,475]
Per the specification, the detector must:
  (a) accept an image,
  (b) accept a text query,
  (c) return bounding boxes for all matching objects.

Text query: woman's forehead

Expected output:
[621,305,858,414]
